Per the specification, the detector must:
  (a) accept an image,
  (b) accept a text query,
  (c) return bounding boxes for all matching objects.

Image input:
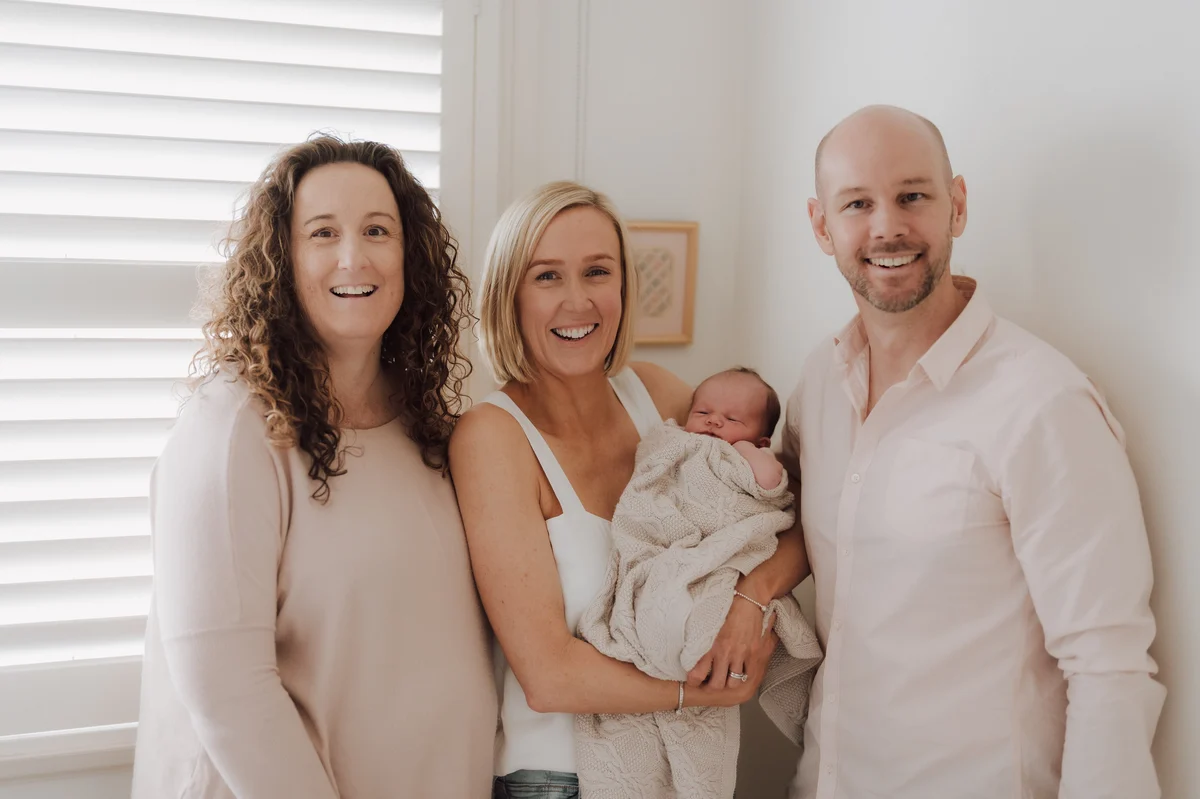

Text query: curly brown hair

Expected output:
[192,134,473,502]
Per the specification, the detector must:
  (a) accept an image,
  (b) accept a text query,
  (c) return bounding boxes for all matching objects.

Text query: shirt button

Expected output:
[842,548,850,557]
[826,765,834,776]
[827,693,836,703]
[833,620,842,631]
[850,473,861,483]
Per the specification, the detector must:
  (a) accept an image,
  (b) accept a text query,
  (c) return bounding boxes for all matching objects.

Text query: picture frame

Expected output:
[625,220,698,345]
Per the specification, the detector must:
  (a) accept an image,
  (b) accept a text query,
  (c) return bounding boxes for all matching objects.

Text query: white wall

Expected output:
[582,1,748,384]
[738,1,1200,795]
[480,0,750,386]
[491,2,797,794]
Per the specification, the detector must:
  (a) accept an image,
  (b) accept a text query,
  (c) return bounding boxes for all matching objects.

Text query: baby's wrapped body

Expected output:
[576,421,823,799]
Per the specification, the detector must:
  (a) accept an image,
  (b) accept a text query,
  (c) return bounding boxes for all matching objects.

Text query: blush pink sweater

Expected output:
[131,374,496,798]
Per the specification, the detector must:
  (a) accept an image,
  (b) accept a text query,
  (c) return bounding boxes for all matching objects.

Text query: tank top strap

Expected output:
[479,391,588,517]
[608,368,664,438]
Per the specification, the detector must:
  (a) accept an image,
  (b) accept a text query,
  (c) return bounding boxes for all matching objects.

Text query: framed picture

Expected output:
[626,220,698,345]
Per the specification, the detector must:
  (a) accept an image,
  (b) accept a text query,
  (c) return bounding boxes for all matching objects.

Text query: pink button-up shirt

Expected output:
[784,277,1165,799]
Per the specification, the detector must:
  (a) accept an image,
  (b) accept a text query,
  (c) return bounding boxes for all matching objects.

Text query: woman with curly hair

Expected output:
[131,136,497,798]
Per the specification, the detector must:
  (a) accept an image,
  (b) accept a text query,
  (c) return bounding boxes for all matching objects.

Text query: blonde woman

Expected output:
[451,182,809,797]
[132,136,496,798]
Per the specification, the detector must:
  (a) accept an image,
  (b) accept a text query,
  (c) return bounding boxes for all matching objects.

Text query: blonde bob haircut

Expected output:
[477,181,638,384]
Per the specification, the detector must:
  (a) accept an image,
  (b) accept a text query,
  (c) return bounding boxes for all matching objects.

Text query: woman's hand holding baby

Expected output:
[685,616,779,704]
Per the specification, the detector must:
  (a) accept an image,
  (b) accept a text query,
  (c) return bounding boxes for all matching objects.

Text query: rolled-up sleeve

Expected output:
[1003,383,1166,799]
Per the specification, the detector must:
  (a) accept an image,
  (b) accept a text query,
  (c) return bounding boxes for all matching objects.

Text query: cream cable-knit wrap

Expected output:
[576,422,823,799]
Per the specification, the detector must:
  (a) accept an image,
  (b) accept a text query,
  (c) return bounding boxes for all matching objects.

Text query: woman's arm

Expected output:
[450,404,772,714]
[629,360,692,423]
[152,390,337,799]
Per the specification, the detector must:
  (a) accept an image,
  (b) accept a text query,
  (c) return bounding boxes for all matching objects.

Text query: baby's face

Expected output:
[684,373,768,446]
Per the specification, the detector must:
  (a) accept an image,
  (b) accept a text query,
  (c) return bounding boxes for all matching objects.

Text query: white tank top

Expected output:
[481,368,663,776]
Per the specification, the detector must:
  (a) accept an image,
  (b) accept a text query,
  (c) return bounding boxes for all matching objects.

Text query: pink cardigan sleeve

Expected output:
[149,387,339,799]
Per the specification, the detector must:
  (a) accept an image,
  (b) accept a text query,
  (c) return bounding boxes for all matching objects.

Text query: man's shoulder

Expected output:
[973,318,1121,442]
[980,315,1131,458]
[777,335,841,440]
[786,335,840,400]
[983,316,1095,400]
[802,334,841,367]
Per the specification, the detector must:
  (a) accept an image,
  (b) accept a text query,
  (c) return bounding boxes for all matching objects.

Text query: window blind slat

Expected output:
[0,379,182,422]
[0,537,152,585]
[18,0,443,37]
[0,419,174,462]
[0,87,441,149]
[0,617,147,668]
[1,173,247,223]
[1,0,442,72]
[1,0,445,759]
[0,214,225,263]
[0,261,203,328]
[0,43,442,113]
[0,458,156,503]
[0,335,198,381]
[0,131,440,186]
[0,497,150,545]
[0,343,188,381]
[0,577,152,628]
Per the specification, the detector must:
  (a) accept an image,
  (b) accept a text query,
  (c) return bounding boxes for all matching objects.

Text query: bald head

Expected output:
[806,105,968,316]
[815,105,952,199]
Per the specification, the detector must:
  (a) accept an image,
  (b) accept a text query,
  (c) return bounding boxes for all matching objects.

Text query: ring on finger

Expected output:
[728,670,749,682]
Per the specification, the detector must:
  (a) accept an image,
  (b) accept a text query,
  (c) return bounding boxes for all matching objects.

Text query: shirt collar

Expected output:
[832,276,994,391]
[916,276,993,390]
[832,314,868,370]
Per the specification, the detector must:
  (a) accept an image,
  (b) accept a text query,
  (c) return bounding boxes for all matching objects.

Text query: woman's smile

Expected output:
[551,323,599,341]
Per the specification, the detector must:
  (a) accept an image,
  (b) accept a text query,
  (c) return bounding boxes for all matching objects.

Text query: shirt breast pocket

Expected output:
[883,438,977,541]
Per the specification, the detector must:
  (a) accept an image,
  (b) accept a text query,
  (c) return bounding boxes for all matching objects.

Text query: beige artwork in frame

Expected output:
[626,221,698,345]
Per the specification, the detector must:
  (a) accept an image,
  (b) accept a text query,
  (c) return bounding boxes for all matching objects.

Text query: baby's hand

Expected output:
[732,441,784,489]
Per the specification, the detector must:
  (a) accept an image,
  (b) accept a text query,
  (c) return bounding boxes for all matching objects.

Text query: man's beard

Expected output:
[835,230,953,314]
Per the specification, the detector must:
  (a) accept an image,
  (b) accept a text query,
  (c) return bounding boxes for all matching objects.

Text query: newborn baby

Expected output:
[576,366,821,799]
[682,367,785,489]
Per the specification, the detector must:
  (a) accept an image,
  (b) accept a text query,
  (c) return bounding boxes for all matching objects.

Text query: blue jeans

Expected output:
[492,769,580,799]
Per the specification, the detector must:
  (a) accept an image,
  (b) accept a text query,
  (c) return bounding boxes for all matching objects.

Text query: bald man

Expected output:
[781,106,1164,798]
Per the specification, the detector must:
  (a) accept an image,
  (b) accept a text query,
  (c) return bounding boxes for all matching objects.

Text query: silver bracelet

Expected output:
[733,589,769,614]
[675,681,685,714]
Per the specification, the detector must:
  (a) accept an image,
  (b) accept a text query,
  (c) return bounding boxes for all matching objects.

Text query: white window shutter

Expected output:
[0,0,444,773]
